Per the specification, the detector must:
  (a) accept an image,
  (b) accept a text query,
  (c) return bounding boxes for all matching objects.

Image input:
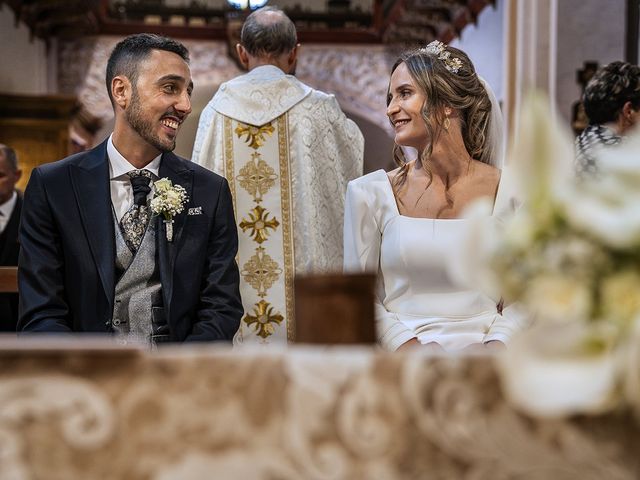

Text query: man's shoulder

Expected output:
[293,87,340,112]
[35,143,106,179]
[301,86,335,102]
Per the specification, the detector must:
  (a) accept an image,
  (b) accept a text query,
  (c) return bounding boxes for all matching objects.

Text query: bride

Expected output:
[344,42,527,351]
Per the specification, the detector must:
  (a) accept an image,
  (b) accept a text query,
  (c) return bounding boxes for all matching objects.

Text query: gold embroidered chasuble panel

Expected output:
[224,115,295,344]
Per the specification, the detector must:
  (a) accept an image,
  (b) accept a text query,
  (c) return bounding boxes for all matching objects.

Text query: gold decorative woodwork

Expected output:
[0,94,76,192]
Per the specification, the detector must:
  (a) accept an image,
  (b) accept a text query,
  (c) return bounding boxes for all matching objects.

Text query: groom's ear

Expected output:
[111,75,131,110]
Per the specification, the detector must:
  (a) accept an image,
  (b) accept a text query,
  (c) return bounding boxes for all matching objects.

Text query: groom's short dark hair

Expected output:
[105,33,190,105]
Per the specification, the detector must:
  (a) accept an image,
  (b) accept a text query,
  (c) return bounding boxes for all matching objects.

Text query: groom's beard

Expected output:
[125,87,177,153]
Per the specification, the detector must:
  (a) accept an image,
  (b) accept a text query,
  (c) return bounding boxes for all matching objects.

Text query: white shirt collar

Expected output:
[0,191,17,219]
[107,134,161,180]
[248,64,286,78]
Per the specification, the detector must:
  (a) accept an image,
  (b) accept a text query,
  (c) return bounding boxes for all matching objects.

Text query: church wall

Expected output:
[555,0,626,123]
[61,36,395,169]
[0,5,51,94]
[450,0,505,103]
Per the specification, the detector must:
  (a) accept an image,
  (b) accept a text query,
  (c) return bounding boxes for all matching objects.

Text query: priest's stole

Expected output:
[223,115,295,344]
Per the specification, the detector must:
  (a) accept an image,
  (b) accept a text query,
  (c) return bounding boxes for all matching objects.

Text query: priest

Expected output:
[192,6,364,345]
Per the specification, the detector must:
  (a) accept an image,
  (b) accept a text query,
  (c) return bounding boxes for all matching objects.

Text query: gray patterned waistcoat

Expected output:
[112,215,168,345]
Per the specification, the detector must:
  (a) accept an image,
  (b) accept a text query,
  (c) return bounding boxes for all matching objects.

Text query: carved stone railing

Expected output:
[0,338,638,479]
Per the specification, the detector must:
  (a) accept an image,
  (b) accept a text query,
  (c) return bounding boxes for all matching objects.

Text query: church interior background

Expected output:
[1,1,640,478]
[2,0,636,188]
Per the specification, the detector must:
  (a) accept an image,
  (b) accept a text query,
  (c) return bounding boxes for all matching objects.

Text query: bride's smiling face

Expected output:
[387,62,429,152]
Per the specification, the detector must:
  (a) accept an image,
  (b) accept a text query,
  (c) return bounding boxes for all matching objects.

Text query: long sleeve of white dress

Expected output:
[343,178,416,351]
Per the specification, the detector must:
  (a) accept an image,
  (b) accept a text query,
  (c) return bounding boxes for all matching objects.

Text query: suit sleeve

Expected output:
[186,177,242,341]
[17,168,73,332]
[343,180,415,351]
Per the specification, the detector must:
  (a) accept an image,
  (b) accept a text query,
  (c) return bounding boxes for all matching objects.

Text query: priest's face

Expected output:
[125,49,193,153]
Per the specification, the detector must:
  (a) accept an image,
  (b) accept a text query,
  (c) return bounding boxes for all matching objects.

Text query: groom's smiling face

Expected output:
[125,49,193,153]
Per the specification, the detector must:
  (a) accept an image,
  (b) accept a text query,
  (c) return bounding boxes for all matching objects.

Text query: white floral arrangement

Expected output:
[150,178,189,241]
[488,95,640,348]
[467,93,640,417]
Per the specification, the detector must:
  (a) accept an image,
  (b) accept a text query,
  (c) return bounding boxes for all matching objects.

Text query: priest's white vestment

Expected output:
[192,65,364,345]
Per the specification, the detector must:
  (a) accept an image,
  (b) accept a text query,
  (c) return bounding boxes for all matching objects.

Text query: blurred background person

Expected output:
[0,144,22,331]
[575,61,640,177]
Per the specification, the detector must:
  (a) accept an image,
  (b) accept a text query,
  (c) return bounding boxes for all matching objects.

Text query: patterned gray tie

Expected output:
[120,170,152,253]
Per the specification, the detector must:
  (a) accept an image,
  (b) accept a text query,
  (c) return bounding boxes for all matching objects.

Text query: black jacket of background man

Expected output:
[0,193,21,331]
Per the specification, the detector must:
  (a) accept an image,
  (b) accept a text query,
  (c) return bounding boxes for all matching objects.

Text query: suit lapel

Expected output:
[69,141,115,311]
[157,152,193,317]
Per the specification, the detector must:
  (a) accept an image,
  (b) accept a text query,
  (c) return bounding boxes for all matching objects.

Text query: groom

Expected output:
[18,34,243,343]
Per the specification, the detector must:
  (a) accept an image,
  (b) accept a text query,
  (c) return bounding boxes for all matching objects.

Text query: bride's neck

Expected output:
[418,138,472,183]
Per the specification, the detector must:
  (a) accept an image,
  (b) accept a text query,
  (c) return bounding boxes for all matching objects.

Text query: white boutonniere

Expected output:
[150,178,188,242]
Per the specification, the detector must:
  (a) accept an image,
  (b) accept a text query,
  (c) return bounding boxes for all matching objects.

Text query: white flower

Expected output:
[558,173,640,250]
[509,92,574,224]
[503,210,535,250]
[456,94,640,418]
[536,235,607,277]
[500,323,619,417]
[554,129,640,248]
[601,271,640,329]
[524,274,592,323]
[150,178,188,220]
[154,178,173,193]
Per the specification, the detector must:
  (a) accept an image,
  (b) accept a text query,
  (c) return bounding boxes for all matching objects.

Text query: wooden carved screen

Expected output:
[0,94,76,191]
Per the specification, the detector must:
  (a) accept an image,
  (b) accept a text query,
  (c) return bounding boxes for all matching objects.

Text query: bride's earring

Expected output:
[443,116,450,131]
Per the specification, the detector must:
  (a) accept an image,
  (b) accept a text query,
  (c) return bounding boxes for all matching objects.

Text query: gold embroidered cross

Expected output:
[241,247,282,297]
[237,153,278,203]
[239,206,280,244]
[243,300,284,339]
[235,122,275,149]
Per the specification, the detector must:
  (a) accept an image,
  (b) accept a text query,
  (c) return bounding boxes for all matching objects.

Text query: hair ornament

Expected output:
[421,40,463,74]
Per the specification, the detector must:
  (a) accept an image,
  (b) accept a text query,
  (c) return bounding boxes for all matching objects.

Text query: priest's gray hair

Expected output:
[241,6,297,58]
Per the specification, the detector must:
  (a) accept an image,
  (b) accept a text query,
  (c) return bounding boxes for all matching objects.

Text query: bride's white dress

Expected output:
[344,169,527,351]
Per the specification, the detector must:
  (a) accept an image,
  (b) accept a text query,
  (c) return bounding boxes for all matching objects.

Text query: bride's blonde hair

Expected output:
[388,45,493,194]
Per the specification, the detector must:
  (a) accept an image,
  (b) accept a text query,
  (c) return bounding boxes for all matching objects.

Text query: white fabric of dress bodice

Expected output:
[344,169,527,351]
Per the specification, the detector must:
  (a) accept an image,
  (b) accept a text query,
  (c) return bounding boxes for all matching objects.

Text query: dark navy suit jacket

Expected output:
[0,193,21,331]
[17,140,242,341]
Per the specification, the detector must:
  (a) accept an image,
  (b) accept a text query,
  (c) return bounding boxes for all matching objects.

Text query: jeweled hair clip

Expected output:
[420,40,463,74]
